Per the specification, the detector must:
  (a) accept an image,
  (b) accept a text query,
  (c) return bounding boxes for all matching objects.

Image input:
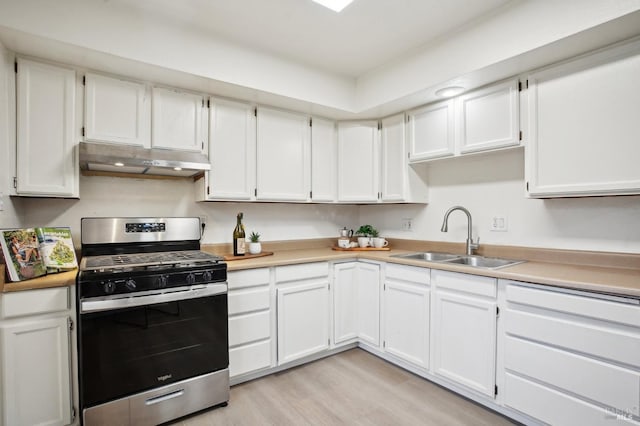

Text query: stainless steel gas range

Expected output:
[76,217,229,426]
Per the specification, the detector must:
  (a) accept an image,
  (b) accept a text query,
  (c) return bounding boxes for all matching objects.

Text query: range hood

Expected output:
[79,142,211,178]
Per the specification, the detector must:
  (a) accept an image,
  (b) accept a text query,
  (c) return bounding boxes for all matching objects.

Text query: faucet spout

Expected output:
[440,206,478,255]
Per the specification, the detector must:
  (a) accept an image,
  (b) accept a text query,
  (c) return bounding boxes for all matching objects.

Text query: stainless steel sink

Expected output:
[391,252,525,270]
[393,252,461,262]
[443,255,525,269]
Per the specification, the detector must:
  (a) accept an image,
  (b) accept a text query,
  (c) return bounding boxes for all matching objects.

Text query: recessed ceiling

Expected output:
[109,0,514,77]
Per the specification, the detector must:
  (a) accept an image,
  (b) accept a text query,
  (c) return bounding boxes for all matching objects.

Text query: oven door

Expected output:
[78,284,228,409]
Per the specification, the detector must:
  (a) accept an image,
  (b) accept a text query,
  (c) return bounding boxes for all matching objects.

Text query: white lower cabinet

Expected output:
[227,268,272,379]
[431,270,497,398]
[501,280,640,425]
[333,261,380,347]
[276,263,330,365]
[0,287,74,426]
[383,263,430,369]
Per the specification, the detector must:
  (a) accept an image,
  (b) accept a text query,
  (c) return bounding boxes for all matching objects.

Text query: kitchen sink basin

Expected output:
[391,252,525,270]
[444,255,525,269]
[393,252,461,262]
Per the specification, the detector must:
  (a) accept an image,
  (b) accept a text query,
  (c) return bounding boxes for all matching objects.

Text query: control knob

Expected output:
[157,275,168,288]
[186,273,196,285]
[103,280,116,294]
[125,279,137,291]
[202,270,213,282]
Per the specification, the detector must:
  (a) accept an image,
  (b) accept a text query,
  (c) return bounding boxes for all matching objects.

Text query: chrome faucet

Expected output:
[441,206,479,255]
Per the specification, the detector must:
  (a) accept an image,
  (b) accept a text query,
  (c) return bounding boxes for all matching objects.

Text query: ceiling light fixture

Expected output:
[435,86,465,98]
[311,0,354,13]
[114,162,124,167]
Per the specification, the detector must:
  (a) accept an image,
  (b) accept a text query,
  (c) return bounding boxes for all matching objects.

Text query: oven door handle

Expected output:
[80,283,227,313]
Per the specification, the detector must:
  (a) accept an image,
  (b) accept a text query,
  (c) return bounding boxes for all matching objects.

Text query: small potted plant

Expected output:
[248,231,262,254]
[355,225,377,248]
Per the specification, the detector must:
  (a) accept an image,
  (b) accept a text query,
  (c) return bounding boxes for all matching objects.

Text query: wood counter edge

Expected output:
[1,268,77,293]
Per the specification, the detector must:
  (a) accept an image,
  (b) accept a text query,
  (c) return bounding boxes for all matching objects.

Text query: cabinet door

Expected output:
[1,316,72,426]
[457,79,519,154]
[337,121,379,202]
[152,87,205,152]
[84,73,150,147]
[207,98,256,200]
[333,262,358,345]
[311,117,337,202]
[256,107,311,201]
[433,291,497,397]
[407,100,454,161]
[383,280,430,369]
[527,41,640,197]
[380,113,407,202]
[277,281,329,364]
[357,262,380,347]
[16,58,78,197]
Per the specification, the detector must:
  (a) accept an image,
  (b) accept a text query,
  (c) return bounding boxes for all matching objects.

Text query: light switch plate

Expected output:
[490,216,508,232]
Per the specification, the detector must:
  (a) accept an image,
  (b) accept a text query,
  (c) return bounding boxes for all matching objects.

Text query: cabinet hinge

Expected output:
[13,177,17,189]
[406,115,410,123]
[14,61,17,73]
[494,385,498,396]
[71,407,76,423]
[82,75,86,86]
[496,306,500,317]
[81,127,85,137]
[310,191,312,199]
[254,108,257,117]
[254,188,257,197]
[201,98,205,108]
[526,182,529,191]
[206,186,210,195]
[518,81,522,91]
[383,341,386,348]
[68,317,74,331]
[519,131,522,141]
[378,121,382,130]
[526,79,529,89]
[201,141,204,150]
[207,99,210,108]
[309,118,312,127]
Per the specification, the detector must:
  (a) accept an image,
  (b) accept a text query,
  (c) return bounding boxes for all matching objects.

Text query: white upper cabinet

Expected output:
[337,121,379,202]
[256,107,311,201]
[311,117,337,202]
[151,87,206,152]
[205,98,256,200]
[457,79,520,154]
[407,100,454,161]
[526,40,640,197]
[380,113,406,201]
[380,113,429,203]
[84,73,150,147]
[15,58,78,197]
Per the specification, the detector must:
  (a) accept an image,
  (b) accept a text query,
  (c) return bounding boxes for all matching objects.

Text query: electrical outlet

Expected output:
[490,216,508,232]
[402,218,413,232]
[199,215,208,226]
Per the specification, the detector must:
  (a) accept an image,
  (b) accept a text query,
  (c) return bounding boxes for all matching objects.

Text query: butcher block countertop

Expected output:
[203,238,640,299]
[2,239,638,298]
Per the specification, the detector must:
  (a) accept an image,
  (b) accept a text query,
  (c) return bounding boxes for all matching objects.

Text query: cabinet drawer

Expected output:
[385,263,429,285]
[1,287,69,319]
[505,336,640,416]
[227,268,270,290]
[505,373,639,426]
[229,340,271,377]
[506,283,640,327]
[228,310,270,347]
[505,309,640,369]
[276,262,328,283]
[432,270,496,298]
[228,287,270,315]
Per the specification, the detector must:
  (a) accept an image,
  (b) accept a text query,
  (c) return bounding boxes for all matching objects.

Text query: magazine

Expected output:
[0,229,47,281]
[35,227,78,273]
[0,227,78,282]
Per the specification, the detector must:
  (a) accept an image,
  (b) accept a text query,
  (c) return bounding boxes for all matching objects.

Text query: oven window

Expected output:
[79,294,228,407]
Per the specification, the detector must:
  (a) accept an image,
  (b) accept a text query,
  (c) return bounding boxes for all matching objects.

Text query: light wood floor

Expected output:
[171,349,516,425]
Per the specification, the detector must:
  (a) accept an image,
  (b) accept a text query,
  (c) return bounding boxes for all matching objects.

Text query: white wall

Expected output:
[15,175,359,248]
[359,149,640,254]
